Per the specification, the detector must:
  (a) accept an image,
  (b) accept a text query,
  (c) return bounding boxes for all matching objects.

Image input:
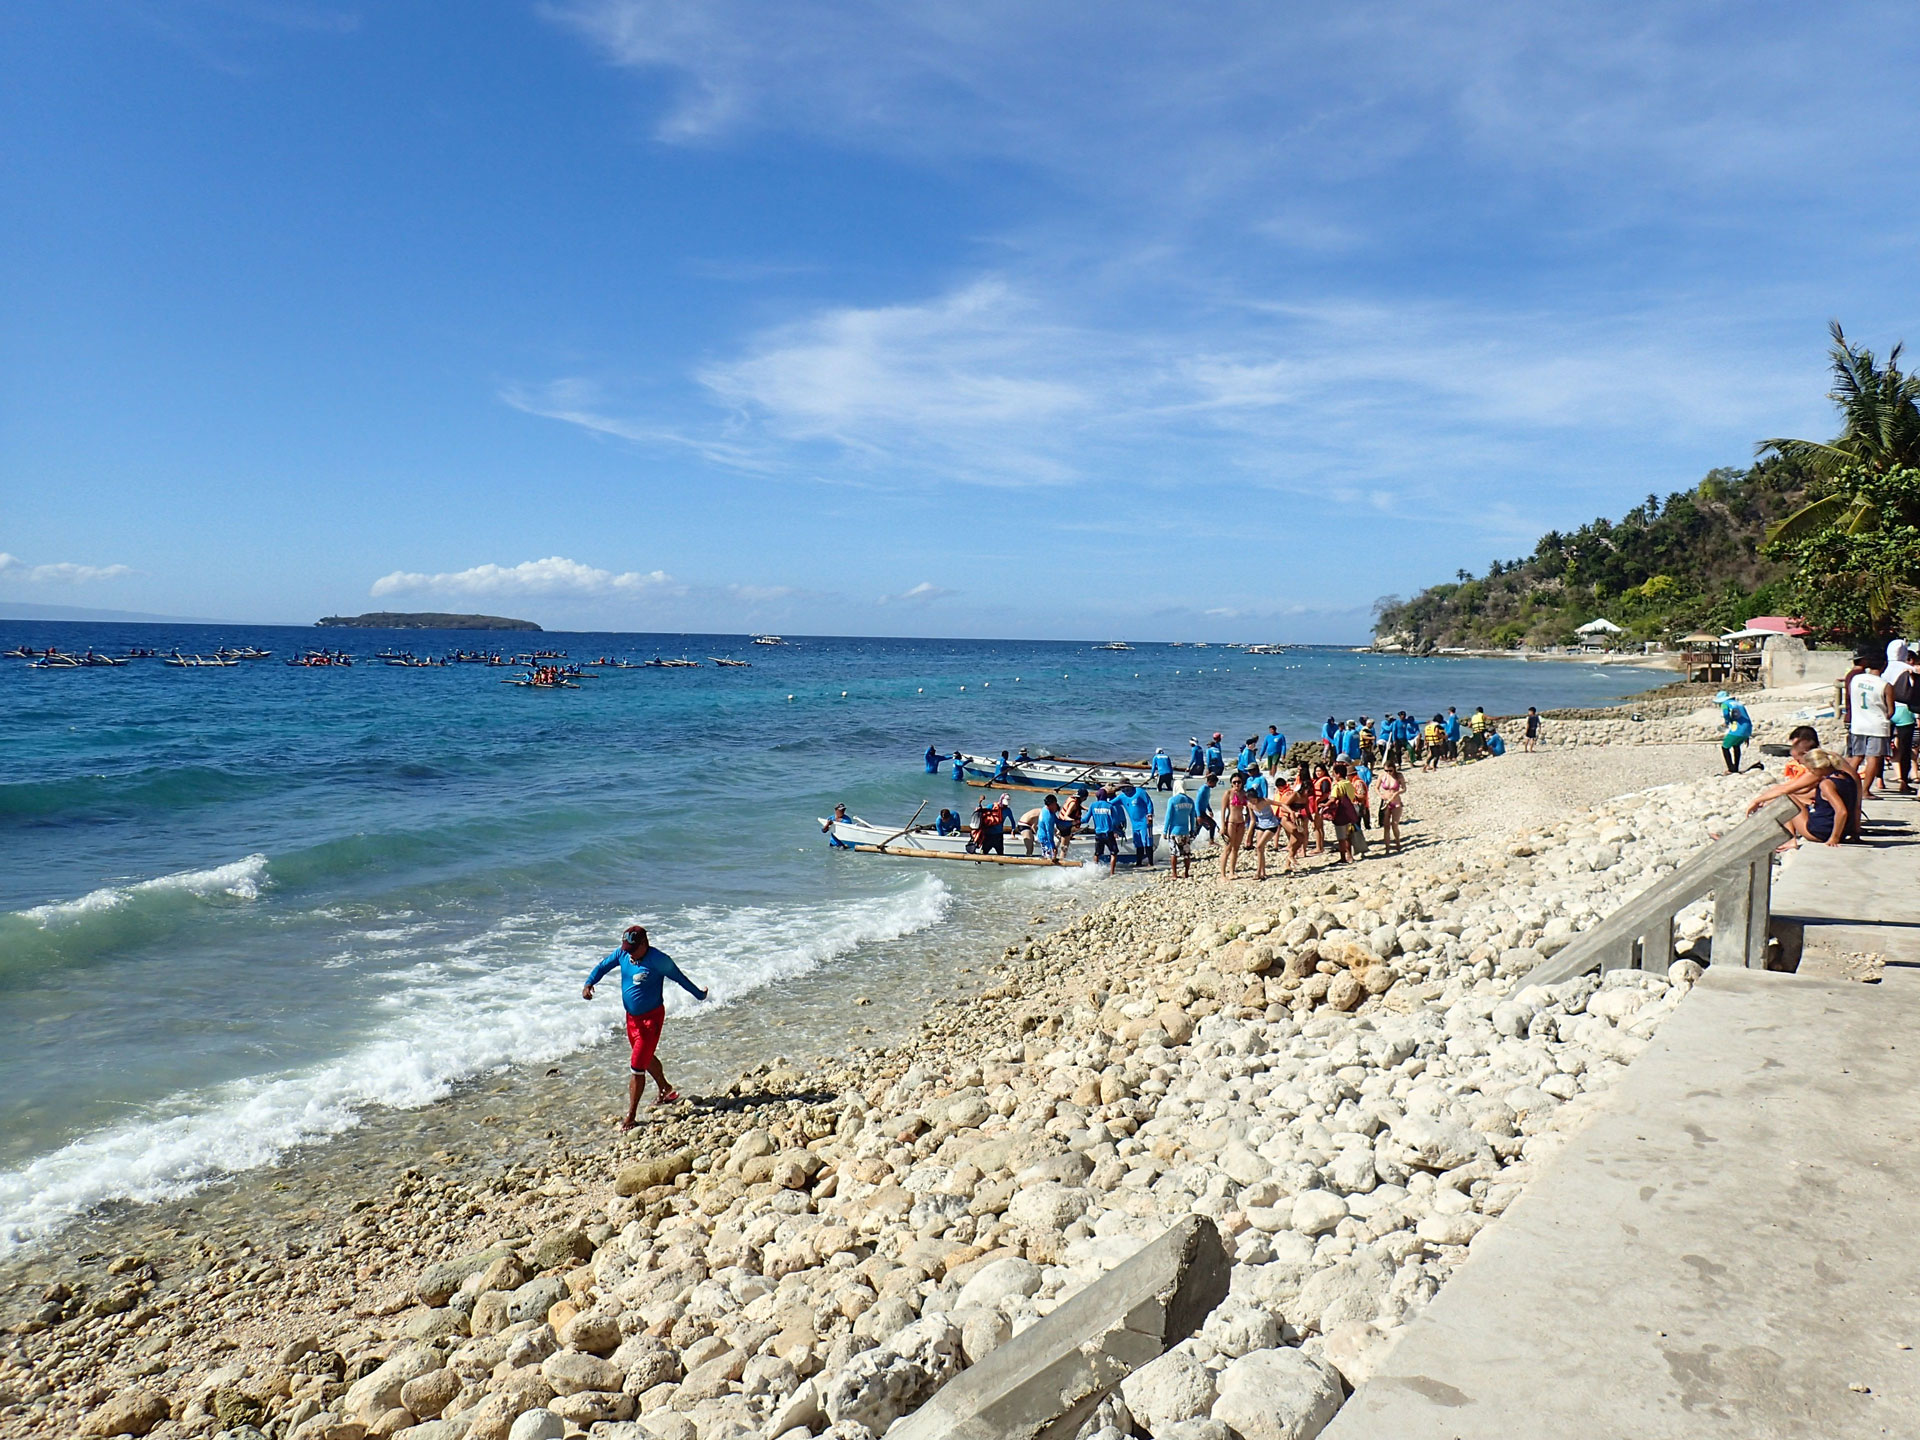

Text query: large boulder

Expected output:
[1121,1351,1217,1432]
[1211,1347,1343,1440]
[615,1150,693,1197]
[820,1315,962,1434]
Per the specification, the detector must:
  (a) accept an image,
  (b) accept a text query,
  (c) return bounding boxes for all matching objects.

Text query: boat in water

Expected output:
[950,750,1153,790]
[710,657,751,667]
[643,657,702,668]
[820,814,1080,867]
[1093,641,1134,651]
[165,652,238,668]
[752,634,787,646]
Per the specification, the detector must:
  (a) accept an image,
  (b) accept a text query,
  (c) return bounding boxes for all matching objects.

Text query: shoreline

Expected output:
[0,707,1819,1439]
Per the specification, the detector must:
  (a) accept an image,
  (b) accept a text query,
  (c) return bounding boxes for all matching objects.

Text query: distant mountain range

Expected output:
[315,611,542,631]
[0,599,232,624]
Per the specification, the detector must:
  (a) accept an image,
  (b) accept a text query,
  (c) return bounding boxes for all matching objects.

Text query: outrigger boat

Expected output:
[950,750,1153,791]
[165,652,238,667]
[752,634,787,646]
[821,807,1081,867]
[502,671,578,689]
[287,649,353,667]
[710,657,751,667]
[643,657,701,668]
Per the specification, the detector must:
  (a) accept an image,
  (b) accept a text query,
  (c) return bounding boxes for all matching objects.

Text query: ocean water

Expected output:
[0,623,1664,1255]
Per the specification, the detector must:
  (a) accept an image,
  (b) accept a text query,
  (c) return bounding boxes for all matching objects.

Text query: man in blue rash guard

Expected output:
[1443,708,1462,762]
[1187,737,1206,776]
[583,925,709,1130]
[1204,736,1225,781]
[992,751,1012,782]
[952,746,968,782]
[1321,716,1338,759]
[1034,794,1064,861]
[1086,785,1123,874]
[924,745,947,774]
[1163,788,1197,878]
[1237,739,1257,775]
[1151,748,1175,791]
[1121,783,1155,867]
[1194,776,1217,841]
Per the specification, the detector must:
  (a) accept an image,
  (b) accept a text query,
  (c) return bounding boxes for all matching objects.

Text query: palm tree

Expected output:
[1761,321,1920,544]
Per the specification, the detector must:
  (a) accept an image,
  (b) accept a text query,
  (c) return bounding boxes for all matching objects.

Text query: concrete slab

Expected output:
[1322,967,1920,1440]
[1772,790,1920,965]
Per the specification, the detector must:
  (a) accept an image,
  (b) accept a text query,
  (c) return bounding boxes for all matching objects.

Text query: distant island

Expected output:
[315,612,542,631]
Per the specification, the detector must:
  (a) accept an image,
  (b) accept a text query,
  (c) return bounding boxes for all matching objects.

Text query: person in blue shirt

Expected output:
[1717,690,1753,772]
[1086,785,1123,874]
[936,809,962,835]
[1321,716,1338,759]
[1033,794,1064,861]
[992,751,1012,782]
[1261,725,1288,775]
[1163,789,1197,879]
[924,745,948,774]
[1205,737,1225,780]
[583,925,709,1129]
[822,803,858,847]
[1150,748,1175,791]
[1187,737,1206,775]
[1443,708,1461,762]
[1121,784,1155,867]
[1237,740,1257,775]
[1245,771,1269,799]
[951,747,968,782]
[1194,778,1216,841]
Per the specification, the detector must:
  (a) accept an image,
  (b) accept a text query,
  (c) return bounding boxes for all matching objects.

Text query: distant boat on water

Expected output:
[752,634,787,646]
[1093,641,1134,651]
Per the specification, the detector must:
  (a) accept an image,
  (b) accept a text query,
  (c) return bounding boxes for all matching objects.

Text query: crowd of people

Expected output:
[919,702,1542,880]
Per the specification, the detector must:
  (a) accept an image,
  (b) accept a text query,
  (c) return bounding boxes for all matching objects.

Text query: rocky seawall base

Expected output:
[6,761,1775,1440]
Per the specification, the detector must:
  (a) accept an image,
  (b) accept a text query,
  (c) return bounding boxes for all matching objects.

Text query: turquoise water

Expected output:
[0,622,1661,1253]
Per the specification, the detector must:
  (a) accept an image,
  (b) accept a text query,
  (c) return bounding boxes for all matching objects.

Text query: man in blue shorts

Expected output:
[583,925,709,1130]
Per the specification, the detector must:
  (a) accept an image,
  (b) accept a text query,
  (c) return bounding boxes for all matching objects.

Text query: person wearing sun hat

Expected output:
[1715,689,1753,773]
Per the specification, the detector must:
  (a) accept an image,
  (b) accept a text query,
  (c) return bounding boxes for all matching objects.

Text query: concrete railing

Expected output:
[1528,798,1800,986]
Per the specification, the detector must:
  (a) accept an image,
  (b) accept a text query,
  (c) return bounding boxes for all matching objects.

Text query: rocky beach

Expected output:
[2,685,1845,1440]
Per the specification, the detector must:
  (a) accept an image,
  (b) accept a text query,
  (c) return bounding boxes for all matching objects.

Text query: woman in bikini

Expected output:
[1219,772,1250,879]
[1375,760,1406,853]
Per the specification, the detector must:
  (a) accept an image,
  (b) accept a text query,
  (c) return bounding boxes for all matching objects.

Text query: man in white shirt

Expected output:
[1847,652,1894,800]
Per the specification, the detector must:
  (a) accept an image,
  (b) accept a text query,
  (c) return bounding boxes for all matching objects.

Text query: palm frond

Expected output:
[1766,493,1852,546]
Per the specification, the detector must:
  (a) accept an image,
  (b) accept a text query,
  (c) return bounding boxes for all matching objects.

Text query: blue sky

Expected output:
[5,2,1919,640]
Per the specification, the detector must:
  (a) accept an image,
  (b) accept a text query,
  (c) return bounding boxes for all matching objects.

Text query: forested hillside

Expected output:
[1372,459,1813,650]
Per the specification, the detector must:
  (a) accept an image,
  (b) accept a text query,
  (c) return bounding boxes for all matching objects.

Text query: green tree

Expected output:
[1761,322,1920,544]
[1765,465,1920,636]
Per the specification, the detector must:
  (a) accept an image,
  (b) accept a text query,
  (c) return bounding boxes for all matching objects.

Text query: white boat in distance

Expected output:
[1093,641,1134,651]
[752,634,787,646]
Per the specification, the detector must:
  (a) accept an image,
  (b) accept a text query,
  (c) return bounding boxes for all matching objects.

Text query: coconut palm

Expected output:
[1761,322,1920,544]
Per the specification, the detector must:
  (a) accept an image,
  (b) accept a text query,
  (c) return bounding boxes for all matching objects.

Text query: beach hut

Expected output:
[1574,617,1624,652]
[1679,630,1727,682]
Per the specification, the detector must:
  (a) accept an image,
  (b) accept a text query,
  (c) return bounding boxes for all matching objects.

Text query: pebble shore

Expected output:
[1,715,1804,1440]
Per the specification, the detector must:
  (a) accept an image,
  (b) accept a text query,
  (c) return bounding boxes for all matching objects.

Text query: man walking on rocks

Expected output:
[583,925,709,1129]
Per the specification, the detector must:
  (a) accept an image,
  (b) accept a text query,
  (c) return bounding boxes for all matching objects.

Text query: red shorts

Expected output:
[625,1006,665,1075]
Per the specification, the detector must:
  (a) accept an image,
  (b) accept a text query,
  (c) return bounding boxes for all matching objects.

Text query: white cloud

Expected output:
[0,553,134,584]
[370,557,681,599]
[878,581,957,605]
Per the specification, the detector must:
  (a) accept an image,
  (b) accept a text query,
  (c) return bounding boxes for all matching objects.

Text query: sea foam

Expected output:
[19,854,270,927]
[0,875,949,1255]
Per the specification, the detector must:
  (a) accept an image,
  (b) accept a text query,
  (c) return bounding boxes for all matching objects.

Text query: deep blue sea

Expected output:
[0,622,1663,1253]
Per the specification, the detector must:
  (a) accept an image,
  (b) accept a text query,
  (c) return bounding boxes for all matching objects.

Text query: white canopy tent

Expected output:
[1575,618,1624,635]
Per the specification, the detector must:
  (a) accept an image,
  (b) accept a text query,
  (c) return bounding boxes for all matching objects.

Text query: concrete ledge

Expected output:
[889,1215,1231,1440]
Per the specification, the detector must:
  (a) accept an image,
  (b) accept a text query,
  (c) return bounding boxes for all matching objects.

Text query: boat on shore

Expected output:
[820,815,1080,867]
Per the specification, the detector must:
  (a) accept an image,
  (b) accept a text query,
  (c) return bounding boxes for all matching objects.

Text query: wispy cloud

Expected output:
[0,553,134,585]
[370,557,681,600]
[878,581,957,606]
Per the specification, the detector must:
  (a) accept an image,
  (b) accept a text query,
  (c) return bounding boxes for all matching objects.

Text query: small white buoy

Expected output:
[918,687,923,692]
[1014,676,1020,681]
[841,690,848,697]
[787,694,794,701]
[983,681,990,688]
[960,685,966,691]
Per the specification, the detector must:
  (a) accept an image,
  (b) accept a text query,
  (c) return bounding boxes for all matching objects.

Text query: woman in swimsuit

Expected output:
[1249,788,1282,880]
[1311,764,1334,854]
[1278,776,1310,870]
[1375,760,1406,853]
[1219,772,1250,879]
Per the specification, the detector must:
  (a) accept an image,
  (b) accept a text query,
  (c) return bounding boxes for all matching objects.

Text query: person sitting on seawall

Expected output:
[1715,690,1754,773]
[1151,747,1175,791]
[1746,726,1823,824]
[1780,750,1859,847]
